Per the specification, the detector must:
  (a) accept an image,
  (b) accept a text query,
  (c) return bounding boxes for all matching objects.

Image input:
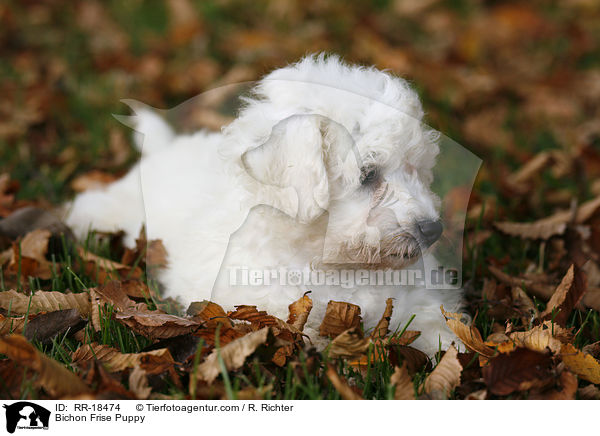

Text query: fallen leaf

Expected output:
[7,229,53,279]
[0,289,90,316]
[329,327,370,359]
[319,301,362,338]
[326,365,362,400]
[0,314,26,335]
[195,327,270,384]
[70,170,117,192]
[483,348,554,396]
[488,266,556,300]
[0,334,91,397]
[508,324,562,354]
[23,309,84,344]
[388,330,421,346]
[391,363,415,400]
[115,310,201,339]
[370,298,393,340]
[286,292,313,332]
[78,247,142,284]
[560,343,600,384]
[71,343,175,373]
[441,306,496,358]
[541,264,587,325]
[423,345,462,399]
[529,370,577,400]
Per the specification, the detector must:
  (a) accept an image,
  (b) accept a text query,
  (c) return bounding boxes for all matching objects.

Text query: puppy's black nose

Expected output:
[417,219,443,247]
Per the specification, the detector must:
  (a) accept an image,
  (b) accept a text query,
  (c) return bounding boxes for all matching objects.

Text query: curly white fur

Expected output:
[66,54,463,355]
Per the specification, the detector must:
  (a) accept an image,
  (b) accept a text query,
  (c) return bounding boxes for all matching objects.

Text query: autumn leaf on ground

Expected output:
[507,323,562,354]
[560,343,600,384]
[319,300,362,338]
[0,289,90,316]
[483,348,554,396]
[541,264,587,325]
[128,365,152,400]
[391,363,415,400]
[423,345,462,399]
[441,306,495,358]
[578,384,600,400]
[23,308,84,344]
[326,364,362,400]
[72,343,175,373]
[7,229,53,279]
[495,195,600,240]
[70,170,117,192]
[195,327,270,384]
[529,370,577,400]
[0,314,26,335]
[329,327,370,359]
[115,310,202,339]
[370,298,393,340]
[488,265,556,301]
[286,292,313,332]
[0,334,91,397]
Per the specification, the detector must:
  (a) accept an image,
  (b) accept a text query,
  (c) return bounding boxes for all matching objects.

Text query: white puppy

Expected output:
[66,55,464,355]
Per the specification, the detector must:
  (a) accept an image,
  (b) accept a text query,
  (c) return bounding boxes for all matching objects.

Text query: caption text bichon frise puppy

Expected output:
[66,54,464,355]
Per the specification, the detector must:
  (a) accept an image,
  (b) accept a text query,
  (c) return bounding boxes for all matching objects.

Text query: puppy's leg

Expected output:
[65,166,145,246]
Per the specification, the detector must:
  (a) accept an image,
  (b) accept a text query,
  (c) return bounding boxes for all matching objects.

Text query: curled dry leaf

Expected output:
[494,195,600,240]
[541,264,587,325]
[370,298,393,340]
[391,363,415,400]
[423,345,462,399]
[483,348,554,396]
[228,305,280,328]
[319,300,362,338]
[71,343,175,373]
[441,306,495,358]
[115,310,201,339]
[388,330,421,346]
[188,300,230,323]
[7,229,53,279]
[0,289,90,316]
[196,327,270,385]
[286,292,313,332]
[560,343,600,384]
[326,365,362,400]
[0,334,91,397]
[529,370,577,400]
[329,327,370,359]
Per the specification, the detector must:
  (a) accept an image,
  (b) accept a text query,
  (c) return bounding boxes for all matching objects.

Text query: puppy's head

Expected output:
[231,54,442,267]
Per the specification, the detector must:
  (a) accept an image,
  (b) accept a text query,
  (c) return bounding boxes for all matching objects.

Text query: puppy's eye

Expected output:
[360,166,378,185]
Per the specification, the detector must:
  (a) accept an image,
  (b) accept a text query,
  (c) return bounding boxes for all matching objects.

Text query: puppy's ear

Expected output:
[242,114,346,223]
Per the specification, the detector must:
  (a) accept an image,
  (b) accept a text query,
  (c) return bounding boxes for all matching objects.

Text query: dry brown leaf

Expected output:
[23,309,83,344]
[0,314,26,335]
[505,151,553,193]
[115,310,201,339]
[128,365,152,400]
[196,327,270,384]
[7,229,53,279]
[319,301,362,338]
[0,289,90,316]
[541,264,587,325]
[71,343,175,373]
[423,345,462,398]
[0,334,91,397]
[370,298,393,340]
[326,365,362,400]
[286,292,313,332]
[483,348,554,396]
[511,286,539,320]
[329,327,371,359]
[188,300,230,323]
[441,306,495,358]
[508,324,562,354]
[391,363,415,400]
[560,343,600,384]
[495,195,600,240]
[529,370,578,400]
[228,305,280,328]
[388,330,421,346]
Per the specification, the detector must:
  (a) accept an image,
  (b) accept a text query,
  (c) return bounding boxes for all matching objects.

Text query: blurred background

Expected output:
[1,0,599,220]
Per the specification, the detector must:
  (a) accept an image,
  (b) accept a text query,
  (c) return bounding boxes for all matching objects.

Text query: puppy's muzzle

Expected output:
[416,219,443,247]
